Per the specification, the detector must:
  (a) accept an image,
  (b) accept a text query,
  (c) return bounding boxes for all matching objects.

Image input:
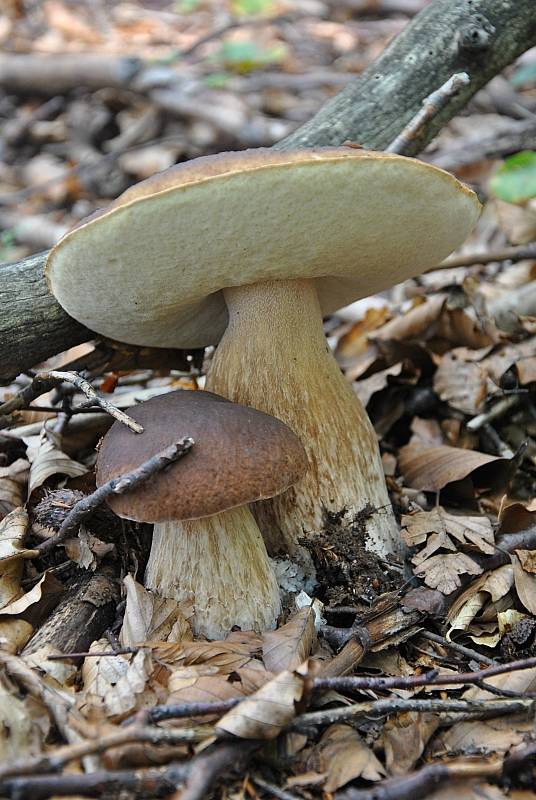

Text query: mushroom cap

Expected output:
[95,389,307,523]
[47,147,480,348]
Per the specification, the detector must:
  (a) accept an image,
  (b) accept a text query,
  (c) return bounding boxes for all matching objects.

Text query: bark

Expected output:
[1,0,536,383]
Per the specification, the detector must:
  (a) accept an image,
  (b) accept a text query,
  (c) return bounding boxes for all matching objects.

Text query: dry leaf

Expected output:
[0,675,47,762]
[120,575,193,647]
[336,306,390,360]
[151,631,261,672]
[398,444,504,492]
[313,724,385,790]
[515,549,536,574]
[0,507,31,610]
[0,619,33,653]
[434,351,488,414]
[402,507,495,555]
[353,362,403,407]
[447,566,515,637]
[383,712,439,775]
[82,639,154,718]
[413,552,482,595]
[26,429,88,495]
[0,571,63,617]
[168,672,245,718]
[0,459,29,521]
[512,553,536,615]
[64,528,115,570]
[374,295,446,342]
[216,661,311,739]
[262,607,316,673]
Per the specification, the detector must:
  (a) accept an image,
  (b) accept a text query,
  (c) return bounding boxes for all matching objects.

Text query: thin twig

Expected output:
[420,630,497,666]
[0,370,143,433]
[386,72,470,155]
[430,241,536,273]
[289,696,532,732]
[252,776,301,800]
[35,437,194,555]
[466,394,523,431]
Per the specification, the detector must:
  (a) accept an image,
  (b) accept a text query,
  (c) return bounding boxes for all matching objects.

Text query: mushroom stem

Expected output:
[206,278,400,568]
[145,504,281,640]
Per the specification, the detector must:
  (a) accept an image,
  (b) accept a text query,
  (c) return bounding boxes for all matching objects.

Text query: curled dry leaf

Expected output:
[262,607,316,674]
[82,638,154,718]
[413,552,482,595]
[64,527,115,570]
[336,306,390,361]
[26,428,88,496]
[373,295,447,343]
[150,631,261,672]
[383,712,439,776]
[512,553,536,615]
[120,575,193,648]
[0,459,29,521]
[515,549,536,574]
[353,362,403,407]
[433,350,488,415]
[0,619,33,653]
[0,507,30,610]
[216,660,312,740]
[312,723,385,791]
[0,674,48,763]
[402,507,495,555]
[0,571,63,617]
[398,444,505,492]
[447,565,515,638]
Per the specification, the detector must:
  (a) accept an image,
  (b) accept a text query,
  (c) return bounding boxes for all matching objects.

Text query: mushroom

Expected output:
[47,147,481,571]
[95,389,307,640]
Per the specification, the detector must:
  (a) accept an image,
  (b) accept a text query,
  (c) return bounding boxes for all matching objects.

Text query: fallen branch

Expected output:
[0,369,143,432]
[431,242,536,272]
[35,437,194,555]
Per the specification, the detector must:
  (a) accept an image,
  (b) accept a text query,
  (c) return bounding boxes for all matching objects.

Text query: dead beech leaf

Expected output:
[374,295,446,342]
[27,430,88,495]
[353,362,403,407]
[398,444,504,492]
[0,571,63,617]
[0,675,47,762]
[336,306,390,360]
[515,549,536,574]
[82,639,154,717]
[64,528,115,570]
[216,661,311,740]
[120,575,193,648]
[383,712,439,775]
[0,618,33,653]
[168,672,245,718]
[413,552,482,595]
[0,507,31,610]
[313,724,385,790]
[262,607,316,673]
[150,631,261,672]
[512,553,536,615]
[402,508,495,555]
[447,566,515,637]
[0,459,29,521]
[434,351,488,415]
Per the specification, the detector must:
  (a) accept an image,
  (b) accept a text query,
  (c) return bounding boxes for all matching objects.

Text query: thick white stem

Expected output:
[206,278,400,568]
[145,505,281,640]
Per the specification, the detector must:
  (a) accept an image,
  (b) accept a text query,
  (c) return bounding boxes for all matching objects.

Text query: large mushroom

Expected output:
[96,389,307,639]
[47,147,480,570]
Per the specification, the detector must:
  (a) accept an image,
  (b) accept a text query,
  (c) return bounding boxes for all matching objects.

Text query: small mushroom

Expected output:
[48,148,481,571]
[95,389,307,640]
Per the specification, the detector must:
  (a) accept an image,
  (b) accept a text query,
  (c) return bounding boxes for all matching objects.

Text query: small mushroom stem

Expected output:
[206,278,400,569]
[145,505,281,640]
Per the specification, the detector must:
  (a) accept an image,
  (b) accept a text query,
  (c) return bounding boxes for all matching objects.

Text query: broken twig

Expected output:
[0,370,143,433]
[386,72,470,155]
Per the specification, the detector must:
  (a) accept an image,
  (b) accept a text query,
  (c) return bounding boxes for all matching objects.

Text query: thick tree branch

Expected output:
[1,0,535,384]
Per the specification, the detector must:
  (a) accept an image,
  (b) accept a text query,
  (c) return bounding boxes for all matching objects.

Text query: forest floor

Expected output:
[1,2,536,798]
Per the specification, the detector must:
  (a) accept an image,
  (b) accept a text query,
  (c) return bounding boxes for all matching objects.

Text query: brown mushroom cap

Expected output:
[46,147,481,348]
[95,390,307,523]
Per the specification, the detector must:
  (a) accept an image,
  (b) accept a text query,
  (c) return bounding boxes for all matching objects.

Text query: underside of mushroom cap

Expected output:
[95,389,307,523]
[47,147,480,348]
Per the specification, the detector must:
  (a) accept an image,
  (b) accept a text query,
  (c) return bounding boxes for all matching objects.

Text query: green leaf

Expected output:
[490,151,536,204]
[216,40,286,73]
[231,0,274,16]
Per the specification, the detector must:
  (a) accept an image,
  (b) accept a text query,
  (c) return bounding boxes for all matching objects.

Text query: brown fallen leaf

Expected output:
[0,618,33,653]
[383,711,439,775]
[447,565,515,637]
[26,428,88,496]
[0,673,48,763]
[402,507,495,555]
[512,553,536,615]
[311,723,385,791]
[433,350,488,415]
[353,362,404,407]
[336,306,390,361]
[82,639,155,718]
[150,631,262,672]
[398,444,506,492]
[262,607,316,674]
[373,295,447,342]
[413,552,482,595]
[168,672,245,718]
[0,571,64,618]
[120,575,193,647]
[216,661,312,740]
[515,549,536,574]
[0,459,29,521]
[0,507,31,610]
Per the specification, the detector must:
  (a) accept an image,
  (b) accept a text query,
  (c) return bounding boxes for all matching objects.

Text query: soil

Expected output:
[309,506,403,608]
